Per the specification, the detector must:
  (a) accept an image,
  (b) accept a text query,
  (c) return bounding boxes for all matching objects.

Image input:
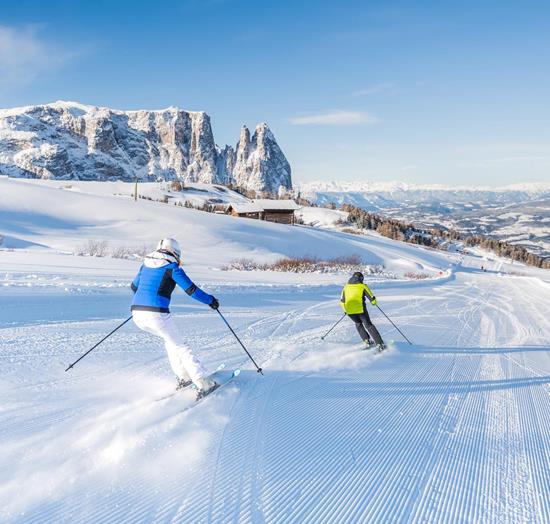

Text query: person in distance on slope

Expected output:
[340,272,386,351]
[130,238,220,397]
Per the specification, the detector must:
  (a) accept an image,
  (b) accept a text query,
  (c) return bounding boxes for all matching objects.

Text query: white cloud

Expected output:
[288,110,379,126]
[454,143,550,155]
[0,25,76,87]
[353,82,395,96]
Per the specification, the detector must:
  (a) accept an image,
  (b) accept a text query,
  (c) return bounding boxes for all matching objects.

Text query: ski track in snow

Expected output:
[1,270,550,523]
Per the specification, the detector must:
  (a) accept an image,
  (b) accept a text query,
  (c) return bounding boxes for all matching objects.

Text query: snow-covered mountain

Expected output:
[0,101,292,193]
[299,180,550,209]
[300,180,550,257]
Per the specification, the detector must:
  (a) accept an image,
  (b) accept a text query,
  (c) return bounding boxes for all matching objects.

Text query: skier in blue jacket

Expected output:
[131,238,219,397]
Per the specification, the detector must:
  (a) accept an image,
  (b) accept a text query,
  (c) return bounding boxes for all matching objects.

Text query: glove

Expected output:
[209,297,219,310]
[370,297,377,306]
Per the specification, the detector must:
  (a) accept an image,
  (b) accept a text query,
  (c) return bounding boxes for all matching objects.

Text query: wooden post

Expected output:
[134,177,138,202]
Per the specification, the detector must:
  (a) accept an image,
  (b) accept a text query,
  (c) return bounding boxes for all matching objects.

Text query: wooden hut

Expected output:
[227,202,264,220]
[253,199,301,225]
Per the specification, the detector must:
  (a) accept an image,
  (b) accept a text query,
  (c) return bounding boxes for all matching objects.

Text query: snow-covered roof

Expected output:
[229,203,263,214]
[253,199,301,211]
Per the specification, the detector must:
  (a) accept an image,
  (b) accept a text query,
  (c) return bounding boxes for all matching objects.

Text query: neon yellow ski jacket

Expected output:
[340,282,376,314]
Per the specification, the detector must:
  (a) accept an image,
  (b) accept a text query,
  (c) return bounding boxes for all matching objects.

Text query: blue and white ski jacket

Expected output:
[131,250,214,313]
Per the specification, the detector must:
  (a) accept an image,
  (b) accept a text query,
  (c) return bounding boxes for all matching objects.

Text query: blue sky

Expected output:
[1,0,549,186]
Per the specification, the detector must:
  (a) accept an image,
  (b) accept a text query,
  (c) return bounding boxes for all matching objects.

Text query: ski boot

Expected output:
[176,377,193,391]
[364,339,376,350]
[195,376,220,400]
[376,342,387,353]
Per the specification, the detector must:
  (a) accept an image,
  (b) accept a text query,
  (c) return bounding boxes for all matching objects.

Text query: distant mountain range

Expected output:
[299,181,550,258]
[0,101,292,194]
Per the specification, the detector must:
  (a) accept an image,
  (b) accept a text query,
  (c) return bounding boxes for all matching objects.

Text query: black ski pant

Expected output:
[348,311,383,346]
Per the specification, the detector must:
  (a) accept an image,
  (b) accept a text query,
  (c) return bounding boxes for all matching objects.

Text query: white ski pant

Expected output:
[132,310,207,382]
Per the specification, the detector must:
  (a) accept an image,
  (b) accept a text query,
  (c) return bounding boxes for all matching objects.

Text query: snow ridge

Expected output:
[299,180,550,195]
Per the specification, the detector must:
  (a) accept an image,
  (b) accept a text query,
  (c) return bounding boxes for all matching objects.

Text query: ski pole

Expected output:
[65,316,133,371]
[376,305,413,345]
[216,309,263,375]
[320,313,347,340]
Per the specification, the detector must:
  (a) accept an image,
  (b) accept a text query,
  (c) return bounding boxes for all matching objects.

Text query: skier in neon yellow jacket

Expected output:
[340,272,385,350]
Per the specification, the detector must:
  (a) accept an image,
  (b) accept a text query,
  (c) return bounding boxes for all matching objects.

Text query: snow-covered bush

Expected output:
[75,241,153,259]
[224,258,262,271]
[170,180,184,191]
[223,255,389,275]
[110,245,133,259]
[341,227,362,235]
[111,244,152,259]
[404,272,431,280]
[76,239,110,257]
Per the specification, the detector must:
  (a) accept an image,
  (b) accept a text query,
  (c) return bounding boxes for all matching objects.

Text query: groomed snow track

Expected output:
[1,270,549,523]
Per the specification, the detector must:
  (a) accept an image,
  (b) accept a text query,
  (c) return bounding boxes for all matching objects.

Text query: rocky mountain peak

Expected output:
[239,125,251,145]
[0,101,292,193]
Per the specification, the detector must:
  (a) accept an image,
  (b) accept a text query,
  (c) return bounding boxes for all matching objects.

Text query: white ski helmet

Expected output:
[157,237,181,259]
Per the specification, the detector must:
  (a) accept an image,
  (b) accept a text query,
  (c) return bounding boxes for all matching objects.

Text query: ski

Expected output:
[360,340,395,352]
[155,363,226,402]
[377,340,396,352]
[192,368,241,403]
[173,368,241,414]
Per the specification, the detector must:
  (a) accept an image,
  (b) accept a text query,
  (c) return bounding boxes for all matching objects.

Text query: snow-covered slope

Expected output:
[0,177,450,276]
[0,101,291,193]
[1,176,549,523]
[296,206,348,229]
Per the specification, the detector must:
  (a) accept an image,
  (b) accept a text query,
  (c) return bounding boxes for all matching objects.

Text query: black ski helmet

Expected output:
[352,271,364,283]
